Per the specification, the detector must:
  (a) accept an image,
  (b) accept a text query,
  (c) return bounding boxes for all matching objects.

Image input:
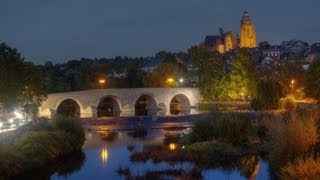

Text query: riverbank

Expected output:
[125,109,320,179]
[0,116,85,179]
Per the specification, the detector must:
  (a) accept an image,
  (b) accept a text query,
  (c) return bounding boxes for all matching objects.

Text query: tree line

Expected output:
[1,42,320,115]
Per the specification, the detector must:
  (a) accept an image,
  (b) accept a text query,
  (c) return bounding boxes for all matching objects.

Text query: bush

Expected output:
[280,95,296,111]
[0,116,85,178]
[269,111,318,171]
[51,116,85,149]
[281,156,320,180]
[250,98,262,111]
[186,141,217,155]
[0,144,26,178]
[190,113,253,145]
[251,78,283,110]
[15,132,72,167]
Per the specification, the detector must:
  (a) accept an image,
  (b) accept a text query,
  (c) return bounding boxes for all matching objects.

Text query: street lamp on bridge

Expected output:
[99,79,106,89]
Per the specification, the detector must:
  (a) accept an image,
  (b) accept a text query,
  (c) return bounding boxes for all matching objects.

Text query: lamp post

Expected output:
[99,79,106,89]
[291,79,295,94]
[166,78,174,87]
[179,78,184,86]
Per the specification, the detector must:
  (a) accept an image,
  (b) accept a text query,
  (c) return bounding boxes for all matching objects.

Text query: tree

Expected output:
[304,60,320,101]
[258,41,270,50]
[143,62,186,87]
[0,43,47,113]
[21,62,47,115]
[251,78,284,110]
[274,60,305,96]
[188,45,228,101]
[227,48,257,100]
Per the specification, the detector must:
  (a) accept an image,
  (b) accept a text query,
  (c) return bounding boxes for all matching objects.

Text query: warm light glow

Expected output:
[99,79,106,84]
[9,118,14,124]
[14,111,23,119]
[101,148,108,163]
[169,143,176,150]
[291,79,295,85]
[179,78,184,83]
[0,122,3,129]
[166,78,174,84]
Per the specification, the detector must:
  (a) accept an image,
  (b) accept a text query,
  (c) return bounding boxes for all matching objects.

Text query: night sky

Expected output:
[0,0,319,64]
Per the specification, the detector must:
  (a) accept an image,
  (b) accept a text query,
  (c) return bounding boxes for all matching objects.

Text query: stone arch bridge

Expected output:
[39,88,200,118]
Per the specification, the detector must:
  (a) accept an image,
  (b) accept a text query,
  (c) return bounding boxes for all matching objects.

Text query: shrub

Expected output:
[281,95,296,111]
[0,144,26,178]
[269,111,318,170]
[51,116,85,149]
[15,132,70,167]
[186,141,217,155]
[251,78,283,110]
[190,113,253,145]
[250,98,262,111]
[281,156,320,180]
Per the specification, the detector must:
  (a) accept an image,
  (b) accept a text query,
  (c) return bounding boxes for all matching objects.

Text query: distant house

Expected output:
[262,48,282,61]
[305,43,320,62]
[140,57,164,72]
[310,43,320,53]
[281,39,309,54]
[302,61,311,70]
[204,35,225,53]
[107,70,126,78]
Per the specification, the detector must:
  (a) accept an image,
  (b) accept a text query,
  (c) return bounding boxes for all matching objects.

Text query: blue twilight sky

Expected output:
[0,0,319,64]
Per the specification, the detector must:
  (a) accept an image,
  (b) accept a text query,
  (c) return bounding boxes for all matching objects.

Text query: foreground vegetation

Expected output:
[129,108,320,179]
[0,116,85,178]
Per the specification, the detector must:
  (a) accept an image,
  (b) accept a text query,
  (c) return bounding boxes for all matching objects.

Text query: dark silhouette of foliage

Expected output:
[251,78,284,110]
[304,59,320,101]
[0,43,47,113]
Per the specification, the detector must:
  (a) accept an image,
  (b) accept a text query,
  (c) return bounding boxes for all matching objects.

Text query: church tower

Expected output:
[239,11,256,48]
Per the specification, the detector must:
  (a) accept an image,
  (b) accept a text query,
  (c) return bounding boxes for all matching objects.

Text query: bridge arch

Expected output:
[97,96,121,117]
[134,93,158,116]
[169,94,191,115]
[56,98,82,118]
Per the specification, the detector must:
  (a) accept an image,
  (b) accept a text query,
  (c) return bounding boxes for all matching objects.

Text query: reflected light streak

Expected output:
[101,148,108,163]
[169,143,176,150]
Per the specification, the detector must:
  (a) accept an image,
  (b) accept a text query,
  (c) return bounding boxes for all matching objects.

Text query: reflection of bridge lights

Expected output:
[169,143,176,150]
[101,148,108,163]
[166,78,174,84]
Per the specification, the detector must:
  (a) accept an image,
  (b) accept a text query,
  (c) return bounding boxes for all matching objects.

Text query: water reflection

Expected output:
[16,151,86,179]
[101,148,108,163]
[42,129,270,180]
[239,155,261,180]
[169,143,176,150]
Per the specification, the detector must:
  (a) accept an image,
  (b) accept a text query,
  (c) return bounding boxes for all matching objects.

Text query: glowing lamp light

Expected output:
[166,78,174,84]
[179,78,184,83]
[99,79,106,84]
[14,111,23,119]
[101,148,108,163]
[9,118,14,124]
[169,143,176,150]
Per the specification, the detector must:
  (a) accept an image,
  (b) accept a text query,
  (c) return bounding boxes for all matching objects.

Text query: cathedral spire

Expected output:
[241,11,252,25]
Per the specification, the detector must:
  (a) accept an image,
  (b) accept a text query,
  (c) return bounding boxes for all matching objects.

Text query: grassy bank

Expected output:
[0,116,85,178]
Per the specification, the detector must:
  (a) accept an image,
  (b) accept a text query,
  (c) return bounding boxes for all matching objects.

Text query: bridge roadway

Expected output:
[39,88,200,118]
